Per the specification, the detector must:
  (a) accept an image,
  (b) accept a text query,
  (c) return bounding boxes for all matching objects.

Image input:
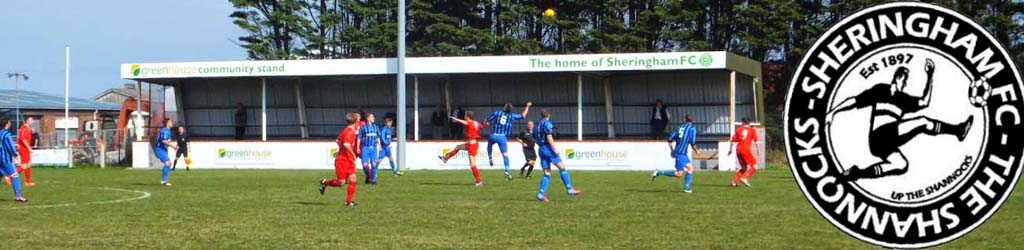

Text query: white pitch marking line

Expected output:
[5,187,152,210]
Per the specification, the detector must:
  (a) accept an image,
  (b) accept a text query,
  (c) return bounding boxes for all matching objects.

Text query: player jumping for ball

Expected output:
[486,101,532,180]
[439,111,485,186]
[319,112,361,207]
[534,109,581,202]
[826,59,973,181]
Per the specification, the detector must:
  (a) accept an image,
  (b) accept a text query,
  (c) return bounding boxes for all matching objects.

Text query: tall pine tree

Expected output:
[229,0,307,59]
[407,0,494,56]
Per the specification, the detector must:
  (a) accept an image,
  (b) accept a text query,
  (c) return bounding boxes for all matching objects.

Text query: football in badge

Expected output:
[968,77,991,107]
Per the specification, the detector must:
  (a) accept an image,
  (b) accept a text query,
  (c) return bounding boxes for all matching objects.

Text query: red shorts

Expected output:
[334,159,357,179]
[18,150,30,164]
[467,142,479,156]
[737,152,757,166]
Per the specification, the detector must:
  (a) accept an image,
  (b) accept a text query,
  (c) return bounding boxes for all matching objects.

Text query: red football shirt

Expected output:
[17,124,31,152]
[336,126,357,161]
[732,125,758,155]
[465,120,482,139]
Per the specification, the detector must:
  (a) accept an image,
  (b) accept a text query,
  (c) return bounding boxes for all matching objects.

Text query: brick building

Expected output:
[0,90,120,148]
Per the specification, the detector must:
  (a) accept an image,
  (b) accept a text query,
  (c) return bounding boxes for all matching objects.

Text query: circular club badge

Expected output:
[784,2,1024,248]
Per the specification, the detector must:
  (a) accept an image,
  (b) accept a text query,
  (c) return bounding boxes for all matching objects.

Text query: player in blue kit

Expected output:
[358,113,383,185]
[155,118,177,186]
[486,101,532,180]
[534,109,581,202]
[378,116,403,176]
[651,114,700,193]
[0,118,26,202]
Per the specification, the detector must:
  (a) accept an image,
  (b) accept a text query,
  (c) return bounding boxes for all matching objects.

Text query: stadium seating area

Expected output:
[173,70,757,142]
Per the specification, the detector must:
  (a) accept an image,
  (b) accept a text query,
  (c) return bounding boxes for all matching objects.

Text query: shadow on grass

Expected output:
[420,182,474,186]
[130,183,163,186]
[295,201,330,206]
[623,189,671,193]
[703,184,742,188]
[0,198,30,203]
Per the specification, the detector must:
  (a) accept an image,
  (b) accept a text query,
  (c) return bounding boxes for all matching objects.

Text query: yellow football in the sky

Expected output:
[544,8,555,19]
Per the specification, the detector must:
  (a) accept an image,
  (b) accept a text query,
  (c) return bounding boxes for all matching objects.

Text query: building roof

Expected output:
[0,90,121,111]
[93,88,135,100]
[92,83,149,102]
[121,51,762,81]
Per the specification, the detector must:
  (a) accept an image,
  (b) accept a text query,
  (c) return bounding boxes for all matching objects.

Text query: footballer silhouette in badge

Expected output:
[825,58,974,181]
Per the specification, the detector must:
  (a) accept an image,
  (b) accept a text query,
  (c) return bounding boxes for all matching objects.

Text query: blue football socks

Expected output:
[503,156,511,176]
[559,169,573,190]
[684,172,694,191]
[371,162,379,183]
[11,176,22,197]
[161,164,170,182]
[389,158,398,174]
[538,174,551,197]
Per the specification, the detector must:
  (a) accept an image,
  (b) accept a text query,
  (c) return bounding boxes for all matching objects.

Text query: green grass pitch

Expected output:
[0,167,1020,249]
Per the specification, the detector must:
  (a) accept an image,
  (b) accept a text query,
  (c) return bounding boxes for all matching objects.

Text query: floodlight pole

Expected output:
[15,76,19,129]
[7,73,27,129]
[65,46,71,168]
[396,0,407,170]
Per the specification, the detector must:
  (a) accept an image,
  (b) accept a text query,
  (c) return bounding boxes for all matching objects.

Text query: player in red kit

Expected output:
[728,118,760,187]
[439,111,484,186]
[356,110,367,129]
[4,117,34,186]
[17,117,33,186]
[319,112,361,207]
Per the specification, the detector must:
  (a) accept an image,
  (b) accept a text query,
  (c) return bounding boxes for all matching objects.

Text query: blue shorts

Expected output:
[488,135,509,154]
[155,148,170,162]
[538,146,562,170]
[378,145,392,159]
[674,154,692,171]
[361,148,379,165]
[0,162,15,177]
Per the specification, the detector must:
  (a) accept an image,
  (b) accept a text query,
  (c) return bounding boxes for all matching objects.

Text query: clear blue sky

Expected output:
[0,0,246,98]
